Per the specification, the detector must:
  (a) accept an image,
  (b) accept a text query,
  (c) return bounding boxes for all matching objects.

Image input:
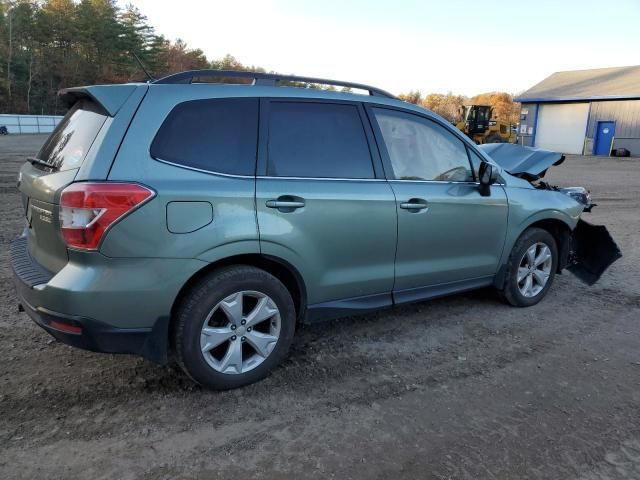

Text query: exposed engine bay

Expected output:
[479,143,622,285]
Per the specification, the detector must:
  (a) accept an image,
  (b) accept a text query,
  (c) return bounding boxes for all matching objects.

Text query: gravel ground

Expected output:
[1,134,639,480]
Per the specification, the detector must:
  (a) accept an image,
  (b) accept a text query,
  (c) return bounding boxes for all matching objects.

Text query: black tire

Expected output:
[485,133,506,143]
[174,265,296,390]
[499,228,558,307]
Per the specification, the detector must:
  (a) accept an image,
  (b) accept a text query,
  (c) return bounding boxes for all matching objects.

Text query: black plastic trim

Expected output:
[10,237,53,287]
[305,276,497,323]
[18,298,169,365]
[304,292,392,323]
[393,276,495,305]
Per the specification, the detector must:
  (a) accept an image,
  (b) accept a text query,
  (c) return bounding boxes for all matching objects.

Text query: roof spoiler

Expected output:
[58,84,144,117]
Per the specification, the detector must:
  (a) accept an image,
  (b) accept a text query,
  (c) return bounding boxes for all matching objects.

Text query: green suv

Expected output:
[11,70,619,389]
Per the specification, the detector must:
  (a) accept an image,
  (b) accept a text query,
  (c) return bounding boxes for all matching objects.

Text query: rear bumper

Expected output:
[18,297,169,364]
[10,235,207,364]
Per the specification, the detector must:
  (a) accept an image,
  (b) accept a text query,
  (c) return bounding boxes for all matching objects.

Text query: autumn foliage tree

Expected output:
[398,90,422,105]
[422,93,466,123]
[468,92,520,124]
[1,0,522,119]
[0,0,248,114]
[399,89,520,124]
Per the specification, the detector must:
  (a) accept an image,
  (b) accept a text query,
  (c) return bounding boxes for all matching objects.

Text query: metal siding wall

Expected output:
[0,114,63,134]
[614,138,640,154]
[587,100,640,139]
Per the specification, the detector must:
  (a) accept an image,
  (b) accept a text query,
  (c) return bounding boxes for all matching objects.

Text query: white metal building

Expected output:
[516,65,640,155]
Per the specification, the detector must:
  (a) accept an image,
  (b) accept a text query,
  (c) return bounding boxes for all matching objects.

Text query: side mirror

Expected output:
[478,162,498,196]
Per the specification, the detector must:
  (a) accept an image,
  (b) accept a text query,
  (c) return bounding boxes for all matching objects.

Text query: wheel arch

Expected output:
[168,254,308,356]
[525,218,572,272]
[171,253,307,321]
[495,214,575,289]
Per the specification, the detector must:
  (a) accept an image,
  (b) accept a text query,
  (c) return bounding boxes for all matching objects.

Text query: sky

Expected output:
[118,0,640,97]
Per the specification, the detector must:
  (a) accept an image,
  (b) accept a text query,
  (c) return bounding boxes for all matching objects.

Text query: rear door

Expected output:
[367,106,508,301]
[256,99,397,309]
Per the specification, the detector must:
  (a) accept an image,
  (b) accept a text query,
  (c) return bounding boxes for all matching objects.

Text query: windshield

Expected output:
[477,107,491,122]
[37,99,108,171]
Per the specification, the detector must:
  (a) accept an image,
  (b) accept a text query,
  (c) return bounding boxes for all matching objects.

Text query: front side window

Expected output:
[150,98,258,175]
[372,108,473,182]
[267,102,374,178]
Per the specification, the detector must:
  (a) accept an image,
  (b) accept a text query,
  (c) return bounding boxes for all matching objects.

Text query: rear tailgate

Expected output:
[20,168,79,273]
[17,84,147,275]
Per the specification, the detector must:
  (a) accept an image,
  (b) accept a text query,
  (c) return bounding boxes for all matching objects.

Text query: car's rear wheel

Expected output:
[174,266,296,389]
[499,228,558,307]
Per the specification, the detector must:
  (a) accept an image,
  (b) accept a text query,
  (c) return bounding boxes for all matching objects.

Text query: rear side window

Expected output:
[151,98,258,175]
[37,99,108,172]
[267,102,374,178]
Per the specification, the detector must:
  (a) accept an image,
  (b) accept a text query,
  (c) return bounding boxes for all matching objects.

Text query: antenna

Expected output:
[131,51,155,82]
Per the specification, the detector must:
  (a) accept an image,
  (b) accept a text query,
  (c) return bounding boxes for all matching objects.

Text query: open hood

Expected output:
[478,143,565,180]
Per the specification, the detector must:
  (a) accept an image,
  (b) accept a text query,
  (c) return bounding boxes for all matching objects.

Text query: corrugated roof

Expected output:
[515,65,640,103]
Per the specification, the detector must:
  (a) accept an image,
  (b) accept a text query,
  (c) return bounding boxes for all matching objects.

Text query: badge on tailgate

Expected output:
[30,204,53,224]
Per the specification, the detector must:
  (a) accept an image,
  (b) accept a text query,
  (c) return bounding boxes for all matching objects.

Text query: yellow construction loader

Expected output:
[456,105,516,144]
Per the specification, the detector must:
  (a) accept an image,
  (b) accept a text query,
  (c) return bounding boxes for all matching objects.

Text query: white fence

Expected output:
[0,114,63,134]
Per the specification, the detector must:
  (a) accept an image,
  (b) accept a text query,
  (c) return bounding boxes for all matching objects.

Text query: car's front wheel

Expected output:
[174,266,296,390]
[499,227,558,307]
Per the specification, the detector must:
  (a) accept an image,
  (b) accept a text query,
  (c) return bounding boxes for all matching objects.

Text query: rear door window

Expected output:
[267,101,374,178]
[37,99,108,171]
[151,98,259,175]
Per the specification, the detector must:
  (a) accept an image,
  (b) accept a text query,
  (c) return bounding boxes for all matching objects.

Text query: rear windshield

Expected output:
[37,99,108,171]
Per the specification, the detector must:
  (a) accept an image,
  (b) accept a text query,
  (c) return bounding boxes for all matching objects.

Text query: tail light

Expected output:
[59,182,155,250]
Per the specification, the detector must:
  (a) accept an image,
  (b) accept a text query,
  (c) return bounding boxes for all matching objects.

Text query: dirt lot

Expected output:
[1,134,639,480]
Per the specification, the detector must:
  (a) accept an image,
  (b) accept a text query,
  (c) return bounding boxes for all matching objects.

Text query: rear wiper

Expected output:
[28,156,56,170]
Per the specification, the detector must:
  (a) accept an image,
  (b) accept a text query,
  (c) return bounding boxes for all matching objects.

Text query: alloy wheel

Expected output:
[200,290,281,374]
[517,242,553,298]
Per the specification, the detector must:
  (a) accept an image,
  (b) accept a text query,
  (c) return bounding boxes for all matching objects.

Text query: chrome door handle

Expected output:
[399,200,428,210]
[266,200,305,209]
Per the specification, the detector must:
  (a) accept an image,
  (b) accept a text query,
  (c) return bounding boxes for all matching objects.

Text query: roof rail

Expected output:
[152,69,397,99]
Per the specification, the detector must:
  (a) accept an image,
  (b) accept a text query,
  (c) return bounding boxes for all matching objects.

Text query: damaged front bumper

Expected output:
[567,219,622,285]
[536,183,620,284]
[480,143,622,285]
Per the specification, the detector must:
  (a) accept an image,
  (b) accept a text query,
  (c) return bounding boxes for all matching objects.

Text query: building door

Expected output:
[534,103,589,154]
[594,121,616,156]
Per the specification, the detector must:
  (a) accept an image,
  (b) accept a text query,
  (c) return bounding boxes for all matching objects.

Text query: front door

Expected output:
[256,100,397,310]
[368,106,509,301]
[594,121,616,156]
